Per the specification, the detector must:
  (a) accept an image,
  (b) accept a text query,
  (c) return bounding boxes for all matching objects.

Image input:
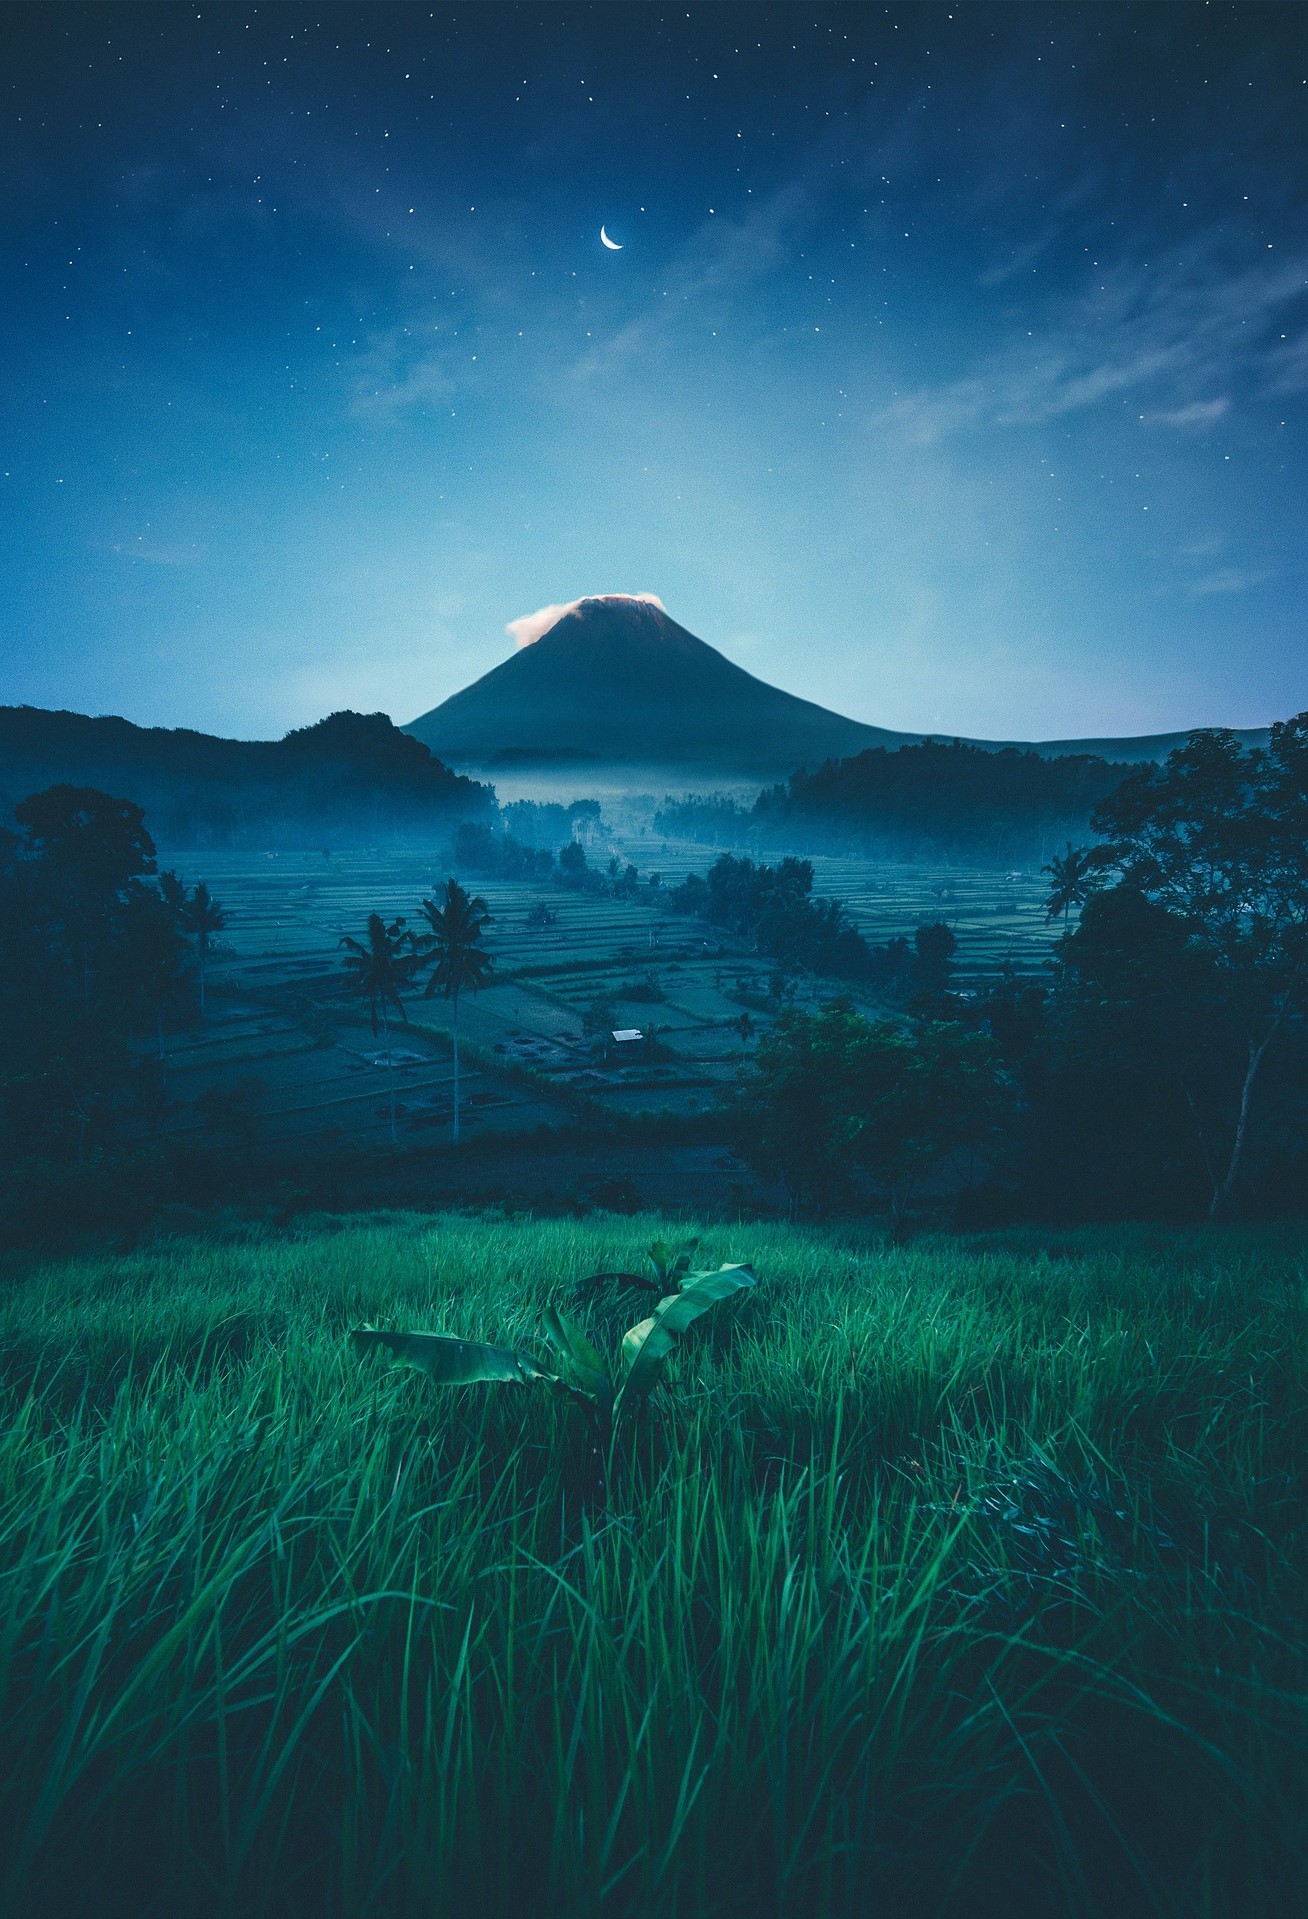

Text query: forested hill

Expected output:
[0,706,496,848]
[657,738,1136,864]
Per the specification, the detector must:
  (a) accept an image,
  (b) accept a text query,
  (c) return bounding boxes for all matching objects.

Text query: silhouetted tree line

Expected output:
[451,823,644,900]
[655,738,1134,865]
[0,785,223,1168]
[844,920,960,1008]
[733,721,1308,1224]
[452,822,556,881]
[665,854,877,979]
[0,706,496,848]
[973,720,1308,1221]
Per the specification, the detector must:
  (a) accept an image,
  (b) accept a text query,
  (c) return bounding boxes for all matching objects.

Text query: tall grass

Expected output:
[1,1214,1306,1917]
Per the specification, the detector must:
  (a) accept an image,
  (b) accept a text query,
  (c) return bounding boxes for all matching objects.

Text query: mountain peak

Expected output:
[407,600,907,776]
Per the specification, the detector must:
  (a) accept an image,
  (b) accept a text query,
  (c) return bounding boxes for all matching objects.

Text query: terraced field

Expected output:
[150,841,1061,1155]
[616,833,1061,983]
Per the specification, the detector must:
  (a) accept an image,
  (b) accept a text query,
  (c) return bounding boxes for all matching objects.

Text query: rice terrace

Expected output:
[4,2,1308,1916]
[110,839,1061,1169]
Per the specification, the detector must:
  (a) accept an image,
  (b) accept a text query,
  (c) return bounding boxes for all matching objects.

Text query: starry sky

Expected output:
[2,1,1306,745]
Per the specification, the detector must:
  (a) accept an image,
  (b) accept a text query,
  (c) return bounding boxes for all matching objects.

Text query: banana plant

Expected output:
[351,1244,756,1496]
[579,1235,702,1296]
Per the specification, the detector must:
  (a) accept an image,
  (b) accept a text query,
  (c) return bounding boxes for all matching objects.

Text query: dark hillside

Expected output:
[657,738,1135,865]
[0,706,495,846]
[760,739,1134,861]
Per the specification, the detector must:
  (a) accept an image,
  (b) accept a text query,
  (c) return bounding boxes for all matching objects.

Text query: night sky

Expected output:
[2,2,1306,744]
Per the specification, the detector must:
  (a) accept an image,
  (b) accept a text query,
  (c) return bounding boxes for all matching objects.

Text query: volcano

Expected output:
[405,597,912,778]
[405,597,1271,780]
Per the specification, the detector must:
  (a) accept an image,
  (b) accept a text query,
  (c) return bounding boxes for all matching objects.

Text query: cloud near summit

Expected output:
[506,593,666,649]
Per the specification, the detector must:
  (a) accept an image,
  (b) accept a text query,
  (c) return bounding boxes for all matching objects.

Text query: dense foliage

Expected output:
[735,1002,1009,1218]
[665,853,876,978]
[449,820,642,900]
[451,820,556,880]
[656,738,1132,864]
[0,785,206,1161]
[971,720,1308,1223]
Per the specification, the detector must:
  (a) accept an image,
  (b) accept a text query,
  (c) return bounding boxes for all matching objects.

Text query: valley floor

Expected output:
[140,841,1060,1163]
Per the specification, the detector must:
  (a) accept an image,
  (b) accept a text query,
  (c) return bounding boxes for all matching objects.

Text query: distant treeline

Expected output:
[655,738,1135,864]
[665,854,878,980]
[450,822,644,898]
[0,706,496,848]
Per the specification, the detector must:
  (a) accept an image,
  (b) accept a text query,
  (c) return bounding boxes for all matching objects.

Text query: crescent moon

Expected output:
[600,225,623,251]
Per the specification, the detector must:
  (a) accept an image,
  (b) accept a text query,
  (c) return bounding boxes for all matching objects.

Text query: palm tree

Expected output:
[340,912,422,1143]
[1042,843,1100,932]
[157,869,188,918]
[179,880,228,1018]
[418,878,493,1142]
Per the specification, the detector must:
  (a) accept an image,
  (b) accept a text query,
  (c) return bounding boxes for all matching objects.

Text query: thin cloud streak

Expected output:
[880,241,1308,444]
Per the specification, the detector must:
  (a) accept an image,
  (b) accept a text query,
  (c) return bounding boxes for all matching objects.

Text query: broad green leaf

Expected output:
[541,1305,613,1410]
[676,1261,755,1298]
[615,1263,755,1416]
[619,1314,660,1379]
[351,1327,548,1387]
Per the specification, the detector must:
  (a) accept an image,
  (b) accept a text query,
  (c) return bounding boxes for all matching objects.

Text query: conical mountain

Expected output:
[405,597,910,777]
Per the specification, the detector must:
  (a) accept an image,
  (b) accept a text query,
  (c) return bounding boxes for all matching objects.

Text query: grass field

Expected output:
[3,1213,1306,1917]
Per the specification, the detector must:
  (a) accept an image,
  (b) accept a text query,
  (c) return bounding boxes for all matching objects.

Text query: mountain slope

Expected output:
[406,597,1269,775]
[406,597,911,775]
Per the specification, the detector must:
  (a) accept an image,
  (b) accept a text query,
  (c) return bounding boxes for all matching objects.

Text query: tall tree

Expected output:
[14,786,156,1016]
[179,880,229,1019]
[340,913,421,1143]
[118,886,188,1072]
[1090,719,1308,1216]
[419,879,493,1142]
[1042,843,1102,931]
[735,1001,1008,1227]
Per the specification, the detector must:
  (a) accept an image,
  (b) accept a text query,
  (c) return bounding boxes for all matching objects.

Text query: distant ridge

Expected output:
[0,706,494,847]
[406,597,1269,777]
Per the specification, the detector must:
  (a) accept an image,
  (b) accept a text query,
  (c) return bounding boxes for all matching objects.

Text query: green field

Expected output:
[4,1214,1306,1917]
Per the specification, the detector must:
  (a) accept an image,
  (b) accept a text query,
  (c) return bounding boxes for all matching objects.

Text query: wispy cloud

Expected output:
[96,536,206,567]
[1141,396,1230,429]
[506,592,665,648]
[977,225,1064,289]
[571,179,813,380]
[1188,566,1275,599]
[880,241,1308,444]
[348,328,464,419]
